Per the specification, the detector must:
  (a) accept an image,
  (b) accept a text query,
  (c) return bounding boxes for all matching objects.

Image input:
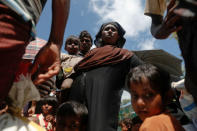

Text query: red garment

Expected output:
[74,45,133,71]
[36,114,53,131]
[14,60,32,82]
[0,3,31,100]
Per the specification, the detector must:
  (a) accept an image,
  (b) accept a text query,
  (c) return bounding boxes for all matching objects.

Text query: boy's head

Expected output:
[56,101,88,131]
[40,96,58,116]
[79,31,92,55]
[119,118,133,131]
[65,35,80,55]
[127,64,171,121]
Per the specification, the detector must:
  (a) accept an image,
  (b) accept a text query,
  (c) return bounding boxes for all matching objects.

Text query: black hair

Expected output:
[127,64,171,98]
[132,116,142,125]
[94,21,126,48]
[119,118,133,131]
[39,96,58,115]
[64,35,80,49]
[79,30,93,43]
[57,101,88,126]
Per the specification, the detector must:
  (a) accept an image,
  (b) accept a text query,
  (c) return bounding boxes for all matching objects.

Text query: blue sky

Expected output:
[36,0,183,100]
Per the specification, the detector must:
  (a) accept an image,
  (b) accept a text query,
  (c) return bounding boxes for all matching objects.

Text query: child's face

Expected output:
[56,116,85,131]
[130,77,163,121]
[42,103,53,115]
[65,39,79,55]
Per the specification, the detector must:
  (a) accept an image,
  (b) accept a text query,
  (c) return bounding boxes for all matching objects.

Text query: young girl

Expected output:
[56,35,82,103]
[119,118,133,131]
[59,35,82,90]
[128,64,185,131]
[34,96,57,131]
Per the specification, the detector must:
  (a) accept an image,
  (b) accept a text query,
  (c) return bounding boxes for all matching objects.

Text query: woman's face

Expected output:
[101,24,119,45]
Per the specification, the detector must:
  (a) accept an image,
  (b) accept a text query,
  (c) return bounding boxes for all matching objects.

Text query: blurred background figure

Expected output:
[0,0,70,103]
[78,30,93,56]
[119,118,133,131]
[172,79,197,130]
[56,101,88,131]
[33,96,57,131]
[144,0,197,103]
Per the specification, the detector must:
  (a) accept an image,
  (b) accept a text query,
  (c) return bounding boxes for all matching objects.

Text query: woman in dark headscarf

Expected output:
[69,22,143,131]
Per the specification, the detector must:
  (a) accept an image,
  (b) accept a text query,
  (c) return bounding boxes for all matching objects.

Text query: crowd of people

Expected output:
[0,0,197,131]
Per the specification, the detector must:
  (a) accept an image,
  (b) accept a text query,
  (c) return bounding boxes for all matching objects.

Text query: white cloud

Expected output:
[138,38,156,50]
[89,0,151,38]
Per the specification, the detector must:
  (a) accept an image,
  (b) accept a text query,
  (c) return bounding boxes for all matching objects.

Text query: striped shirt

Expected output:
[1,0,47,38]
[23,37,47,60]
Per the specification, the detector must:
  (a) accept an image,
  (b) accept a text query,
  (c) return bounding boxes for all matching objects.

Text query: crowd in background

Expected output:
[0,0,197,131]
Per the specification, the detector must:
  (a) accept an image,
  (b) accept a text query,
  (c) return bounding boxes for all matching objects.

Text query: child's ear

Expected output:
[163,88,174,105]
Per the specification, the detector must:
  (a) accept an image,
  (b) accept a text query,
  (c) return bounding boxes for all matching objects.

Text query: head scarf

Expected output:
[74,22,132,72]
[94,22,126,48]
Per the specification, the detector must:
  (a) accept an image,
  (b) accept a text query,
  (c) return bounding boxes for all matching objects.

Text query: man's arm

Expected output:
[31,0,70,85]
[149,0,182,39]
[150,13,182,39]
[49,0,70,48]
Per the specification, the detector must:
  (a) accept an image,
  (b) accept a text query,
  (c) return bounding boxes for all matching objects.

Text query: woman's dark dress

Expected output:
[69,55,142,131]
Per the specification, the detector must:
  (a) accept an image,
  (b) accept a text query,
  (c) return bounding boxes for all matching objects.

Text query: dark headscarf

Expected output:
[94,22,126,48]
[74,22,133,72]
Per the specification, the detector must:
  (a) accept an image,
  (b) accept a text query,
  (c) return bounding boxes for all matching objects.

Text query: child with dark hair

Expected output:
[61,36,82,88]
[56,101,88,131]
[78,30,93,56]
[128,64,185,131]
[34,96,58,131]
[56,36,82,102]
[119,118,133,131]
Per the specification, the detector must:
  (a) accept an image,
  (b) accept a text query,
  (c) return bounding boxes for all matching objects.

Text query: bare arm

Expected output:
[150,14,181,39]
[31,0,70,85]
[149,0,182,39]
[49,0,70,48]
